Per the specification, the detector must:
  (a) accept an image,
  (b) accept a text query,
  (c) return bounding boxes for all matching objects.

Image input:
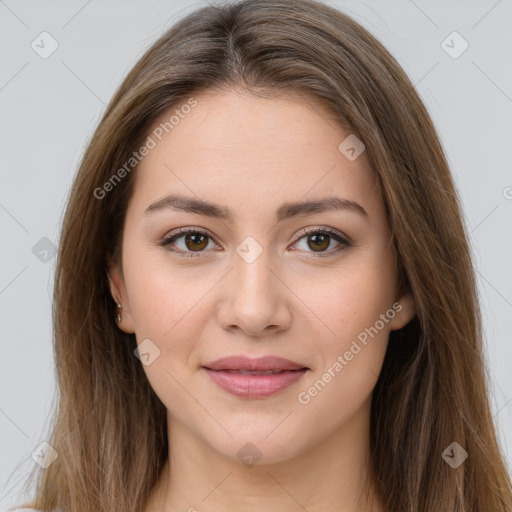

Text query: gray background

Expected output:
[1,0,511,507]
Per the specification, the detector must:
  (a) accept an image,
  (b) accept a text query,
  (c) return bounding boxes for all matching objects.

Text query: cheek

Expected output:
[309,255,396,342]
[296,289,392,431]
[124,245,209,339]
[299,255,395,394]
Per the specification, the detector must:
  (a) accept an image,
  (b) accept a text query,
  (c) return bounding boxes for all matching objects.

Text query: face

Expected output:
[108,88,415,465]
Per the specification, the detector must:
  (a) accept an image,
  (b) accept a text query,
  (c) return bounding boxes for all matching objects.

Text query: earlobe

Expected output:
[389,291,416,331]
[106,257,136,334]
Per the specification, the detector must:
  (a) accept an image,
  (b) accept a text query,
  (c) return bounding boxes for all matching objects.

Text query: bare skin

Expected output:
[108,87,415,512]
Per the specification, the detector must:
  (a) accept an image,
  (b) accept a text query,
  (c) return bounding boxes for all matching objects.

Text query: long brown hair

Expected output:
[15,0,511,510]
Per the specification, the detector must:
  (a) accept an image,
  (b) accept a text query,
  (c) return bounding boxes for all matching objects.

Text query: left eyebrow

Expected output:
[144,193,368,222]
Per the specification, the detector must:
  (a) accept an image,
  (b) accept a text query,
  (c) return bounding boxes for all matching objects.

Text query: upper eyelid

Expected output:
[162,225,350,247]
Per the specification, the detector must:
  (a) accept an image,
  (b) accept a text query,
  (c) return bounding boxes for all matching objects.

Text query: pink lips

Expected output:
[202,355,309,398]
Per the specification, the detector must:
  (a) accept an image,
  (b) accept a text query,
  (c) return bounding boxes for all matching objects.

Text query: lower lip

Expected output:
[203,368,308,398]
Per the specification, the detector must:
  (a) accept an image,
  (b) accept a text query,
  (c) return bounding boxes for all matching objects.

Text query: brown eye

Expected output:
[292,227,351,257]
[182,233,209,251]
[161,226,350,259]
[306,232,331,252]
[161,228,217,258]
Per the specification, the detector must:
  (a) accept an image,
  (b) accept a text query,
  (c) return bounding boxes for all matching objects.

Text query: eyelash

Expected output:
[160,226,351,259]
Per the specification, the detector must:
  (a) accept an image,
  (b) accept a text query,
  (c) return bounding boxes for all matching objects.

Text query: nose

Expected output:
[216,251,292,337]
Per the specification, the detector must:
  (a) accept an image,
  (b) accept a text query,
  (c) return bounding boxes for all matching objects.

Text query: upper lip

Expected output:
[202,355,308,371]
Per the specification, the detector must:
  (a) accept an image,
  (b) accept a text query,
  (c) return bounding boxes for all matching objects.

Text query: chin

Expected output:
[204,418,313,466]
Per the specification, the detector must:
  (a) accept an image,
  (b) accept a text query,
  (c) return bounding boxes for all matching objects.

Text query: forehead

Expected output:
[128,88,380,219]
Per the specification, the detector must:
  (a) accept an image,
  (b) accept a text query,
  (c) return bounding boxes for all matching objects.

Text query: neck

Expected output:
[145,395,384,512]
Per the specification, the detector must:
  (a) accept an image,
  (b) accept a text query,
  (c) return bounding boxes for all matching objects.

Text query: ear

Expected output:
[106,256,135,334]
[388,287,416,331]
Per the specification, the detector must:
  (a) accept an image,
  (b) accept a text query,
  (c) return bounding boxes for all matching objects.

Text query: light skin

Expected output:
[108,87,416,512]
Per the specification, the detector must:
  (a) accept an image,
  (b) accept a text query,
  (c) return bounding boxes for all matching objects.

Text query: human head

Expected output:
[24,1,512,511]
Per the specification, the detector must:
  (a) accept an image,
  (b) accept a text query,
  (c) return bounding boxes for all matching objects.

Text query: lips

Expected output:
[203,355,308,372]
[221,369,286,375]
[202,355,309,398]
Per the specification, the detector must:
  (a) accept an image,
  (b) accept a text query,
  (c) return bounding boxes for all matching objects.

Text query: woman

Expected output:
[13,0,512,510]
